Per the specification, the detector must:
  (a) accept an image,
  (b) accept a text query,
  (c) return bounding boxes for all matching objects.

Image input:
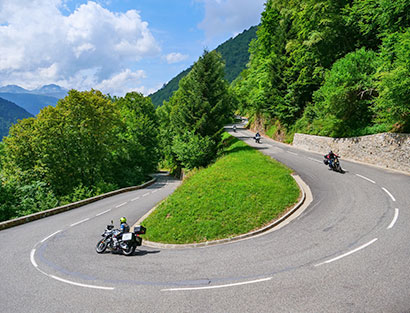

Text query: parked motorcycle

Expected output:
[323,155,344,173]
[96,221,146,256]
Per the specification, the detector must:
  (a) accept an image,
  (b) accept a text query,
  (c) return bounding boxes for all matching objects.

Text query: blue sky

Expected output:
[0,0,265,95]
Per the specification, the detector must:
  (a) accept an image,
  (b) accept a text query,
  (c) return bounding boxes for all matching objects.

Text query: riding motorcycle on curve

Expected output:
[254,132,261,143]
[323,151,344,173]
[96,221,146,256]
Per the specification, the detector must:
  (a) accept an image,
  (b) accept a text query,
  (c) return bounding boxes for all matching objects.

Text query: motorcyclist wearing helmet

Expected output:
[255,132,261,143]
[113,217,130,249]
[120,216,130,233]
[324,150,338,169]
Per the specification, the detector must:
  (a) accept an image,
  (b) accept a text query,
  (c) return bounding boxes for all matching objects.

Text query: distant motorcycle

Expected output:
[323,155,344,173]
[233,125,237,132]
[254,133,261,143]
[96,221,146,256]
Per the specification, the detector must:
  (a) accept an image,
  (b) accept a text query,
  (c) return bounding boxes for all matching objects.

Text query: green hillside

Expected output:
[0,97,33,139]
[149,25,257,107]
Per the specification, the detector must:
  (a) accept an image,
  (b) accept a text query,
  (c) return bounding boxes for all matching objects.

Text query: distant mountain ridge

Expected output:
[0,97,33,139]
[149,25,258,107]
[0,84,68,115]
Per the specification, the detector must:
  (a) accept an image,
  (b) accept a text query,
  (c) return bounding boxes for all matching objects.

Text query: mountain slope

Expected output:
[0,92,60,115]
[149,25,257,107]
[0,97,33,139]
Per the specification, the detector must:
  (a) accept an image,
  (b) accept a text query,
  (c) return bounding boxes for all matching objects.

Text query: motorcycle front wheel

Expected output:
[122,243,136,256]
[96,239,108,253]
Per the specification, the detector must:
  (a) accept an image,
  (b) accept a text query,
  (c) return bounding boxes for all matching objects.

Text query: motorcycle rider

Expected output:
[255,132,261,143]
[233,125,237,132]
[113,217,129,249]
[324,150,338,169]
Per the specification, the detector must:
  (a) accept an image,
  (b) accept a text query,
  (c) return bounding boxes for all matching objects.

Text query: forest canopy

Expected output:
[232,0,410,140]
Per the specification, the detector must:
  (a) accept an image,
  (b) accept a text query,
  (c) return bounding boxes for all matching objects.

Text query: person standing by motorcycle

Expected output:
[324,151,338,169]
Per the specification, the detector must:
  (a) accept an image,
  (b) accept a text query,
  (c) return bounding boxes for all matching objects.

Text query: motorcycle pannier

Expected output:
[134,225,146,235]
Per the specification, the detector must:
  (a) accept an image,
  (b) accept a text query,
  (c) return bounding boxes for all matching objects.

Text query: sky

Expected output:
[0,0,266,96]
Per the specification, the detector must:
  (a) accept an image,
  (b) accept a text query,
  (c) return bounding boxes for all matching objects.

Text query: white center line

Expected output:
[96,209,111,216]
[315,238,378,267]
[131,196,140,202]
[382,187,396,202]
[152,189,158,193]
[356,174,376,184]
[40,230,62,243]
[70,218,90,227]
[142,192,150,197]
[162,277,272,292]
[308,157,322,164]
[387,208,399,229]
[115,202,127,208]
[287,151,298,156]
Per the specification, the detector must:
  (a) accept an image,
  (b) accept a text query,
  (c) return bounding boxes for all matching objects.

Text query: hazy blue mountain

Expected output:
[0,85,29,94]
[0,92,60,115]
[149,25,258,107]
[33,84,68,99]
[0,97,33,139]
[0,84,68,115]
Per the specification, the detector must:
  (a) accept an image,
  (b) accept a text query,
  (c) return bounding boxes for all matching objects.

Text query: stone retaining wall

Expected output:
[293,133,410,174]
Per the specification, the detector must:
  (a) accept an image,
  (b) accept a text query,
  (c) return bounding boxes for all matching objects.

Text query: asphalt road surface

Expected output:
[1,125,409,313]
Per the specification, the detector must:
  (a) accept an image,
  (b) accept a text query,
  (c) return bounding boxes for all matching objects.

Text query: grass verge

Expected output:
[142,133,300,244]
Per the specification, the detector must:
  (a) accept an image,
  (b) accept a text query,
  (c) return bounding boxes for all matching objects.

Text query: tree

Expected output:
[374,29,410,132]
[3,90,121,195]
[112,92,159,186]
[166,50,233,168]
[306,48,379,136]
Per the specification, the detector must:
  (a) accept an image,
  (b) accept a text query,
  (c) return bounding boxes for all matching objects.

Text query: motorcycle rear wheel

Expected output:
[122,244,136,256]
[96,239,108,253]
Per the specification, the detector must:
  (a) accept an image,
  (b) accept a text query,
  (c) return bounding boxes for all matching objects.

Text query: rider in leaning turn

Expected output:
[324,150,338,169]
[113,217,130,248]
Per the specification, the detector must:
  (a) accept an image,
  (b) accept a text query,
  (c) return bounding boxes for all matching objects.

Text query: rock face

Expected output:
[293,133,410,173]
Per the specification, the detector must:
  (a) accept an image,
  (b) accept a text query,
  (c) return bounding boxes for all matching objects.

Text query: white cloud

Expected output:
[95,69,146,96]
[0,0,160,94]
[197,0,265,42]
[164,52,189,64]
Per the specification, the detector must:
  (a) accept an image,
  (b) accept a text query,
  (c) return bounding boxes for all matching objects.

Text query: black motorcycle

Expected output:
[324,156,344,173]
[254,134,261,143]
[96,221,146,256]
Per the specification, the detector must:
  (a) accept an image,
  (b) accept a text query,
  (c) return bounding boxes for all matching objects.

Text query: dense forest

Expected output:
[149,26,257,107]
[232,0,410,141]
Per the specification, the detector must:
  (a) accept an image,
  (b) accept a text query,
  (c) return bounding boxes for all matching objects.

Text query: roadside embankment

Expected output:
[293,132,410,174]
[0,178,156,231]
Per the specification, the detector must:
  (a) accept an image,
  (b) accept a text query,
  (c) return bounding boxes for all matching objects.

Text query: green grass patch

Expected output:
[142,133,300,244]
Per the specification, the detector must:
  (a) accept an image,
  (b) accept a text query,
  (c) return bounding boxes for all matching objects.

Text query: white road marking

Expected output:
[96,209,111,216]
[70,218,90,227]
[115,202,127,208]
[315,238,378,267]
[40,230,62,243]
[142,192,150,197]
[387,208,399,229]
[30,249,38,268]
[131,196,140,202]
[152,189,158,193]
[162,277,272,292]
[356,174,376,184]
[382,187,396,202]
[308,157,322,164]
[287,151,298,156]
[49,274,115,290]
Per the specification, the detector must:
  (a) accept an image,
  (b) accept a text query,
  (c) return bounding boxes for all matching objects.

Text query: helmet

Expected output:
[120,217,127,223]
